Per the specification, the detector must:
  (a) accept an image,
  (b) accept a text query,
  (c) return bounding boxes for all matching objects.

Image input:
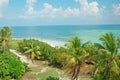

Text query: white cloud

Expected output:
[63,7,80,17]
[26,0,37,15]
[20,0,102,18]
[39,3,62,18]
[0,0,9,18]
[21,2,62,18]
[75,0,101,16]
[113,4,120,16]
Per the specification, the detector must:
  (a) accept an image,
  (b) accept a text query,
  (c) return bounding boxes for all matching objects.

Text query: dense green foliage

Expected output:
[18,39,68,68]
[0,27,28,80]
[0,51,28,79]
[18,39,55,60]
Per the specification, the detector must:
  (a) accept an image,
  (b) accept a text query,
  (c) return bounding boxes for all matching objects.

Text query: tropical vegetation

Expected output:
[0,26,120,80]
[92,33,120,80]
[0,27,28,80]
[0,51,28,79]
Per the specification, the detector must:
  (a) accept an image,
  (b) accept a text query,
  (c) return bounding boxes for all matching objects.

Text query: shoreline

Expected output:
[12,37,65,47]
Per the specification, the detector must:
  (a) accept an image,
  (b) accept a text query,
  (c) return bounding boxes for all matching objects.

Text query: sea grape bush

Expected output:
[0,51,28,79]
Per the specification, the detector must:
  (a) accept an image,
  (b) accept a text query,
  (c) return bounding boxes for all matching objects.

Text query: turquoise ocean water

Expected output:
[11,25,120,46]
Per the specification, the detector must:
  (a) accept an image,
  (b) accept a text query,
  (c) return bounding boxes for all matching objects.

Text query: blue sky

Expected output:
[0,0,120,26]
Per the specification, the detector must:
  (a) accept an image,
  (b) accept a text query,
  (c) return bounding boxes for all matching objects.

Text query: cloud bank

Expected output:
[20,0,102,18]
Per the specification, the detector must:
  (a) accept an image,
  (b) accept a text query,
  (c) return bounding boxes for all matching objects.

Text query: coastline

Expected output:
[12,37,65,47]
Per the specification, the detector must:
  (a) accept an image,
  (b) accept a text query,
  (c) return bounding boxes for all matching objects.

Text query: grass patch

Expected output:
[33,67,59,80]
[30,66,42,72]
[9,39,23,50]
[32,66,69,80]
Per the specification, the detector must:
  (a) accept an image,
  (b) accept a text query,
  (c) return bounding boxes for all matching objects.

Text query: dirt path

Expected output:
[10,49,49,79]
[10,49,91,80]
[10,49,38,67]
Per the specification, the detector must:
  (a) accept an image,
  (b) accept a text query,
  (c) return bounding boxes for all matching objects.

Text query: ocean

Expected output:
[10,25,120,47]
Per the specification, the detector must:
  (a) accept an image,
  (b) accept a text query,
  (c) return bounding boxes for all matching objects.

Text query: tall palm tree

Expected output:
[93,33,120,80]
[0,26,13,51]
[64,36,89,80]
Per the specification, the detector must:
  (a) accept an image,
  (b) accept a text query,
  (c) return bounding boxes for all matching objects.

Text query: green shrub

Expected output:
[18,39,69,68]
[48,47,68,68]
[0,51,28,79]
[46,76,59,80]
[18,39,55,60]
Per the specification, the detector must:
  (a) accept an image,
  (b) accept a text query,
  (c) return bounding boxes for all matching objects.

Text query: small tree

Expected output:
[22,39,41,62]
[0,26,13,51]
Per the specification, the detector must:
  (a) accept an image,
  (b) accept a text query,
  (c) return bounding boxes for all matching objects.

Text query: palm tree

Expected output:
[93,33,120,80]
[100,32,118,53]
[117,37,120,49]
[23,39,41,62]
[64,36,89,80]
[0,26,13,51]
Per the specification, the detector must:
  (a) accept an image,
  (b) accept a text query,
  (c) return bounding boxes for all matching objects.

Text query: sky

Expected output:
[0,0,120,26]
